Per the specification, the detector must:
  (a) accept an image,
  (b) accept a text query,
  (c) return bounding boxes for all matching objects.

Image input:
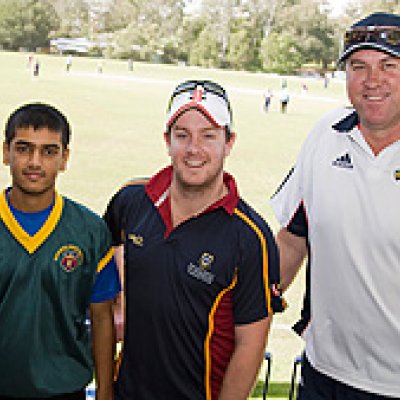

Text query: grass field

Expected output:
[0,51,350,398]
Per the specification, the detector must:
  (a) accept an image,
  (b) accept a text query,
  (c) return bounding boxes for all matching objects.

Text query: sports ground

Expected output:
[0,51,349,399]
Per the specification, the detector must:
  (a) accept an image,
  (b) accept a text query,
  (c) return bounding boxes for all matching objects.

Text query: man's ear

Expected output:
[3,142,10,166]
[59,147,70,172]
[164,131,172,156]
[164,131,171,145]
[224,131,236,157]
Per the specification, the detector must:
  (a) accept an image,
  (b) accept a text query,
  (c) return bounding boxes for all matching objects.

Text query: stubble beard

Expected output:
[13,179,55,197]
[175,163,224,195]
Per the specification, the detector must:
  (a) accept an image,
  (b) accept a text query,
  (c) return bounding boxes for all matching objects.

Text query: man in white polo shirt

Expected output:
[270,12,400,399]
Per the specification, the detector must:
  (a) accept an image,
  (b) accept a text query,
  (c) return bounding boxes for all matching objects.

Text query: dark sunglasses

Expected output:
[344,26,400,48]
[167,80,232,114]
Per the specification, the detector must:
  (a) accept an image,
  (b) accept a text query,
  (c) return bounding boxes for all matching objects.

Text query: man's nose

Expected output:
[28,149,42,166]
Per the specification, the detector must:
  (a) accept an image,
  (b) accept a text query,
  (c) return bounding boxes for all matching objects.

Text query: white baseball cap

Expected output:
[166,80,232,130]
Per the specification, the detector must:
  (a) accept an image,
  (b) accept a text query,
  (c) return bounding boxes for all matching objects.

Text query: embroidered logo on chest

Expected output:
[394,169,400,181]
[128,233,144,247]
[187,252,215,285]
[332,152,353,169]
[54,245,84,272]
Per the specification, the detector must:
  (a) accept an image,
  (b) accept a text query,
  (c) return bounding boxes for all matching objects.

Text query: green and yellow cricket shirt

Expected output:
[0,190,119,397]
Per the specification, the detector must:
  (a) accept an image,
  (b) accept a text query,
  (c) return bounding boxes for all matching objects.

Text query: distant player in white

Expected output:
[271,12,400,400]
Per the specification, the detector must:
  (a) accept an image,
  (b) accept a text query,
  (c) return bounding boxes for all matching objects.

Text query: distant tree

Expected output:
[227,20,259,70]
[50,0,89,38]
[189,28,219,67]
[111,0,185,62]
[198,0,238,65]
[265,0,337,72]
[179,16,207,64]
[0,0,59,50]
[238,0,282,68]
[261,31,304,73]
[103,0,136,32]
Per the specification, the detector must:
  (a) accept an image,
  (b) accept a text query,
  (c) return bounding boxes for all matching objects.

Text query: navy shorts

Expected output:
[298,355,398,400]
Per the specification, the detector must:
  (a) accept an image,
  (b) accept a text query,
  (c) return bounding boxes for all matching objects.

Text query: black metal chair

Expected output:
[288,354,303,400]
[262,351,272,400]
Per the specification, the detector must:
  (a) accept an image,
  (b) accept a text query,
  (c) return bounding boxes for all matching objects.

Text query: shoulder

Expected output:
[309,107,355,137]
[62,196,108,231]
[233,199,274,241]
[114,178,148,198]
[300,106,355,153]
[109,178,148,206]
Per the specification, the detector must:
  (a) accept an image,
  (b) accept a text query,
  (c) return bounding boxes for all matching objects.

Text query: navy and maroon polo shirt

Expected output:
[104,166,283,400]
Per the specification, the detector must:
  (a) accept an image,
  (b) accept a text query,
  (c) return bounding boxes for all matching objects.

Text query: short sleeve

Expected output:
[270,163,305,233]
[90,255,121,303]
[232,207,284,325]
[103,190,126,246]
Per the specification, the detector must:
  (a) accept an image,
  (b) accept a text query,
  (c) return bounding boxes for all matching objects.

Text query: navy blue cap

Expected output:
[338,12,400,64]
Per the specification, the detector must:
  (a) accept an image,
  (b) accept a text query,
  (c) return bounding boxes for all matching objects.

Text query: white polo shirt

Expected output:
[271,107,400,397]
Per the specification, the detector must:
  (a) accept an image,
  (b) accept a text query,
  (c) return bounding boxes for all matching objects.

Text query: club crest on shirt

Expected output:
[187,252,215,284]
[54,245,84,272]
[394,169,400,181]
[198,252,214,270]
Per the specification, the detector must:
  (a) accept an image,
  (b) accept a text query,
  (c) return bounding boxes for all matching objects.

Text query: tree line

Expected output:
[0,0,399,74]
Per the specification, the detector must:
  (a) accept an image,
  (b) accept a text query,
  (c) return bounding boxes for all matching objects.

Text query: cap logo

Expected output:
[166,80,232,130]
[192,86,204,103]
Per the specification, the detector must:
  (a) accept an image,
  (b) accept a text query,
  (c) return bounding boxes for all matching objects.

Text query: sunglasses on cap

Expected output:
[167,80,232,115]
[344,26,400,48]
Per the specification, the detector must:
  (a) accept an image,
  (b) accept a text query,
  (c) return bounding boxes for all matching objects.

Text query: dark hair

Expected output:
[4,103,71,148]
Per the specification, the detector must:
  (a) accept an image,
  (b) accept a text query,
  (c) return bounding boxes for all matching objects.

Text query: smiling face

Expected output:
[166,108,235,193]
[3,126,69,210]
[346,49,400,134]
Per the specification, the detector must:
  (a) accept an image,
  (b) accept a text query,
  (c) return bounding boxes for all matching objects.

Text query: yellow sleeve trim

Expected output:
[97,247,114,273]
[234,209,272,314]
[204,273,238,400]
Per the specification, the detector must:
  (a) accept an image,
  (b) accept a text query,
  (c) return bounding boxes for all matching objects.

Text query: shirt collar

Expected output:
[145,165,240,215]
[332,110,359,133]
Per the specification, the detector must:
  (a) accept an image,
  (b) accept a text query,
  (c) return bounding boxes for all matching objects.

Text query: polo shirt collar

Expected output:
[145,165,240,215]
[332,110,359,133]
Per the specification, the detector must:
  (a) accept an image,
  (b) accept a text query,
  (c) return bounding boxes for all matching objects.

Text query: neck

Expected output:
[170,178,227,227]
[360,124,400,156]
[8,187,55,212]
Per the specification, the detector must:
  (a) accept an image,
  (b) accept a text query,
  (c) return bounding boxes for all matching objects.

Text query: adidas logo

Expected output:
[332,152,353,169]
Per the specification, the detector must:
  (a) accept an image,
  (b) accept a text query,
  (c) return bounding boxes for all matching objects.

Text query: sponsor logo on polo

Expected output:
[128,233,144,247]
[54,245,84,272]
[332,152,353,169]
[187,252,215,284]
[394,170,400,181]
[271,283,283,297]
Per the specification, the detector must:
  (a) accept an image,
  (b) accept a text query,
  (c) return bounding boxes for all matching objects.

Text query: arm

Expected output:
[276,228,307,291]
[113,245,125,342]
[218,316,272,400]
[90,300,115,400]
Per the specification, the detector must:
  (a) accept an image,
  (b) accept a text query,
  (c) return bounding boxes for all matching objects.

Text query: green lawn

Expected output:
[0,51,350,398]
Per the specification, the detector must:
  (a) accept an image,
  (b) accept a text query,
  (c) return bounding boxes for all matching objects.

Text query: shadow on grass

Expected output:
[251,381,292,398]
